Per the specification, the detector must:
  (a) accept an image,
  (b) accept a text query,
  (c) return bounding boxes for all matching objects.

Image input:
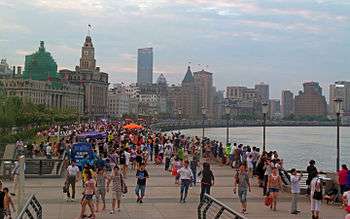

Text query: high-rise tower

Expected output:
[137,48,153,85]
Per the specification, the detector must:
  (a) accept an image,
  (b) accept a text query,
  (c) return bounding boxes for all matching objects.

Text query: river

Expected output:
[179,126,350,172]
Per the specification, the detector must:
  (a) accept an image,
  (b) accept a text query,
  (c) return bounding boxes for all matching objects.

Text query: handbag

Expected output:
[264,195,273,206]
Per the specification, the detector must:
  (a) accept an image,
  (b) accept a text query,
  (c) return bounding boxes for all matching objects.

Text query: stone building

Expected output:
[295,82,327,117]
[180,66,200,119]
[59,35,109,118]
[193,70,214,119]
[108,84,129,117]
[0,41,84,113]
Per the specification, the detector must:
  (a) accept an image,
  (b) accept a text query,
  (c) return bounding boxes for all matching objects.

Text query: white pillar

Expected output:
[16,155,25,213]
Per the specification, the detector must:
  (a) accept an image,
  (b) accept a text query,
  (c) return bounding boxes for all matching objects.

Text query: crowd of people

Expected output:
[4,120,350,219]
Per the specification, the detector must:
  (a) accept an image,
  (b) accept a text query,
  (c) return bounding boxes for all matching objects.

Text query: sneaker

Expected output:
[66,197,71,202]
[71,198,75,202]
[291,212,298,215]
[109,210,115,214]
[136,197,140,203]
[139,199,143,203]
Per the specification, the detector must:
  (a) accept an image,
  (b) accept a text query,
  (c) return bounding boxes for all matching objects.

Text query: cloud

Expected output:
[0,19,30,33]
[15,50,31,56]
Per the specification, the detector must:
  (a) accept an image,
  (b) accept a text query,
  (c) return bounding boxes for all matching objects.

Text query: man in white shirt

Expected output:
[290,168,302,214]
[177,160,193,203]
[66,160,80,201]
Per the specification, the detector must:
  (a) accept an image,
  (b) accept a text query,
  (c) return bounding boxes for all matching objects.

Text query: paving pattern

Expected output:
[6,163,348,219]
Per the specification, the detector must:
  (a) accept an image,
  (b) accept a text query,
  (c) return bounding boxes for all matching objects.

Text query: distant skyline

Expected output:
[1,0,349,99]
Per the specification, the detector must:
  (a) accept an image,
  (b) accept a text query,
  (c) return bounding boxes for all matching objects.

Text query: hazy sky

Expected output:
[1,0,349,99]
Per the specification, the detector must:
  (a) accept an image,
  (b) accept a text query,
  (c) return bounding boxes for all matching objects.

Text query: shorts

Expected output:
[311,198,321,211]
[112,191,122,201]
[238,189,247,203]
[96,188,106,202]
[269,188,280,193]
[84,194,93,201]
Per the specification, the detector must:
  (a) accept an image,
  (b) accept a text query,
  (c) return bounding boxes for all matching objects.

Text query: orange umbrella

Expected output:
[123,123,144,130]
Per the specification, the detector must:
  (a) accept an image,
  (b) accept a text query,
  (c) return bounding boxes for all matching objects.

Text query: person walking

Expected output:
[267,167,282,211]
[199,162,214,201]
[107,166,125,214]
[135,163,149,203]
[79,171,96,219]
[233,163,251,214]
[177,160,193,203]
[66,160,80,201]
[290,168,302,214]
[310,172,322,219]
[95,168,107,212]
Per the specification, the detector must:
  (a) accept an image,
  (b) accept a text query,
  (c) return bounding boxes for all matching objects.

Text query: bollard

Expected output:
[17,155,25,214]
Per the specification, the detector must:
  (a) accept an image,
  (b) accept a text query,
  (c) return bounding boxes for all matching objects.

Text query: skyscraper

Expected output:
[193,70,214,119]
[255,82,269,102]
[137,47,153,85]
[281,90,294,118]
[294,82,327,117]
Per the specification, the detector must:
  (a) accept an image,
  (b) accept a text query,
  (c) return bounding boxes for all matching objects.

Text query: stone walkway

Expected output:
[6,163,348,219]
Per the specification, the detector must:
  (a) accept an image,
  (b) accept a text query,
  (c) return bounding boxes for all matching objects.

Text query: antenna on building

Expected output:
[87,24,92,36]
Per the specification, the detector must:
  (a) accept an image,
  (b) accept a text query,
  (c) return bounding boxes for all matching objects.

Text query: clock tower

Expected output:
[79,36,96,71]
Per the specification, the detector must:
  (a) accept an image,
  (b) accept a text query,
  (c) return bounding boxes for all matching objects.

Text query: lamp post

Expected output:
[177,108,182,129]
[262,102,269,152]
[201,107,207,139]
[334,98,343,172]
[225,105,230,145]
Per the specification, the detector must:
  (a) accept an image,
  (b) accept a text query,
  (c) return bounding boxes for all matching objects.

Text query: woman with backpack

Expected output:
[310,172,322,219]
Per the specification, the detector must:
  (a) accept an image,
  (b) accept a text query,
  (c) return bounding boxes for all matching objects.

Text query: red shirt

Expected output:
[338,169,348,185]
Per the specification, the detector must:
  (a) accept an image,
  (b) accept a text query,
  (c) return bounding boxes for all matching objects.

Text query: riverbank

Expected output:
[151,120,349,131]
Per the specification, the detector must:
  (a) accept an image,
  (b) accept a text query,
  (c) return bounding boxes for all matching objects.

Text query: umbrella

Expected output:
[123,123,144,130]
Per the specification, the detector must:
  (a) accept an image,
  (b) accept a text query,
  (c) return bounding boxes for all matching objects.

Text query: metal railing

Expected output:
[198,194,247,219]
[0,158,65,179]
[17,194,42,219]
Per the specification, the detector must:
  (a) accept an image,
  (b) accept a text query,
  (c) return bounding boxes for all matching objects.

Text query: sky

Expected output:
[0,0,350,99]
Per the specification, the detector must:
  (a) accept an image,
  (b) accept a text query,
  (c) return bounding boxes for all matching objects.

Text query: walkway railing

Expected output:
[16,194,42,219]
[198,194,247,219]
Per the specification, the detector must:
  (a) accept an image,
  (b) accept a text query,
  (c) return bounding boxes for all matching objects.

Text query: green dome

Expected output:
[23,41,59,82]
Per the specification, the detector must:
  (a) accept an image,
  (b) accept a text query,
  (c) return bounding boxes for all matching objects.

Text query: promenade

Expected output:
[8,163,347,219]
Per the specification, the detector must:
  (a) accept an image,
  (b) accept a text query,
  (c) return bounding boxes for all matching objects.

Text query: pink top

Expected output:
[84,179,96,195]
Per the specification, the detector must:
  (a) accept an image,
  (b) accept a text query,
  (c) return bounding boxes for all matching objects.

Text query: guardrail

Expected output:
[0,158,65,179]
[198,194,247,219]
[17,194,42,219]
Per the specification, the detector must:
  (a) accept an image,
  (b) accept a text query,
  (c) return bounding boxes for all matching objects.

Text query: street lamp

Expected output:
[334,98,343,172]
[177,108,182,120]
[201,107,207,139]
[262,102,269,152]
[225,105,231,145]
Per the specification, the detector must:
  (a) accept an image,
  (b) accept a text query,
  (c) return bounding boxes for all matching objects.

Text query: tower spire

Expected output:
[87,24,92,37]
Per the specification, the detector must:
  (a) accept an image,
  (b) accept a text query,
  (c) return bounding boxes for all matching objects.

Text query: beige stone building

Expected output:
[59,35,109,118]
[0,79,84,112]
[193,70,214,118]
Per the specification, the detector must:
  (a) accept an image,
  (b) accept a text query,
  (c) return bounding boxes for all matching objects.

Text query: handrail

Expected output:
[17,194,42,219]
[57,150,67,176]
[198,194,247,219]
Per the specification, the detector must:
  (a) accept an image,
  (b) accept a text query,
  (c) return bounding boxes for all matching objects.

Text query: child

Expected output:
[3,187,15,219]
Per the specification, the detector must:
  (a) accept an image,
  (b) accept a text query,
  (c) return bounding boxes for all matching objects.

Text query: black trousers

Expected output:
[200,184,211,201]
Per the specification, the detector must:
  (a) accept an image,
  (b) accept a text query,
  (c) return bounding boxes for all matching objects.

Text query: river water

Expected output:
[179,126,350,172]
